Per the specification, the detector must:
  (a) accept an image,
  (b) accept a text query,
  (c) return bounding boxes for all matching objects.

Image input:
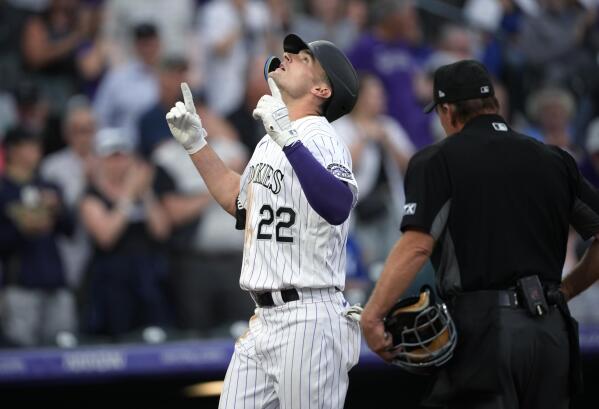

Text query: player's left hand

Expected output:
[360,308,396,363]
[252,78,300,149]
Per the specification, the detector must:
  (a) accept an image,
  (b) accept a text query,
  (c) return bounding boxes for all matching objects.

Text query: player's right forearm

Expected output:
[561,238,599,301]
[167,82,240,216]
[189,145,240,216]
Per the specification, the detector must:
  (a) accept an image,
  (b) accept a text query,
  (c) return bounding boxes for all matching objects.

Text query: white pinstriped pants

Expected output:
[219,289,361,409]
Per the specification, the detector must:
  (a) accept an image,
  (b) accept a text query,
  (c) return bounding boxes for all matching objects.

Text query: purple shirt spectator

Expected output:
[347,33,433,149]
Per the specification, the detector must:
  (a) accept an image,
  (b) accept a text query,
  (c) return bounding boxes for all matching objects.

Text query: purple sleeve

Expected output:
[283,141,353,225]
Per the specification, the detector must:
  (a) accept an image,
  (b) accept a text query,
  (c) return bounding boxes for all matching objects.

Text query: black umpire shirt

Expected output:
[400,114,599,298]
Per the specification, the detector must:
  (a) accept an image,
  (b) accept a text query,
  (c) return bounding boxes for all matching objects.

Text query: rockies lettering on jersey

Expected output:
[238,115,358,291]
[247,163,284,194]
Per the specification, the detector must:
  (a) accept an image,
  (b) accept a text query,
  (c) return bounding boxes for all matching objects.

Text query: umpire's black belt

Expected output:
[448,289,557,309]
[251,288,300,307]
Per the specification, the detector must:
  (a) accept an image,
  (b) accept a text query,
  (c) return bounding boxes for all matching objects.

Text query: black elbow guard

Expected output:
[235,197,246,230]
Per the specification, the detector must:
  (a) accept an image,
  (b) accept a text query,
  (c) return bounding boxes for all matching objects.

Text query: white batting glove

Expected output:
[165,83,207,155]
[343,304,364,323]
[252,78,300,149]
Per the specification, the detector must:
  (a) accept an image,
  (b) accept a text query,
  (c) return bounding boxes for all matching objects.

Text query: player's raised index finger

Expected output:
[181,82,196,113]
[267,78,282,101]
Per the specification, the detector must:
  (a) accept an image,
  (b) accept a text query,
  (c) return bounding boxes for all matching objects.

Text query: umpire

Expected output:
[361,60,599,409]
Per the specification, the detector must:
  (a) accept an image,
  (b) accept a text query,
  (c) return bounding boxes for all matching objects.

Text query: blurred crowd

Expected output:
[2,0,599,348]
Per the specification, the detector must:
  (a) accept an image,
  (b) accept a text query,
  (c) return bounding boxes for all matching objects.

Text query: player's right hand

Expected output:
[166,83,207,155]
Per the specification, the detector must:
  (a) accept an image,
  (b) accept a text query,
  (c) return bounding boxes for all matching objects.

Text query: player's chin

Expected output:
[269,69,284,80]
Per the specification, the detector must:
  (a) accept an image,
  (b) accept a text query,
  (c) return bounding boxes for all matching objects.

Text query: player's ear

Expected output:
[311,83,332,101]
[438,103,450,114]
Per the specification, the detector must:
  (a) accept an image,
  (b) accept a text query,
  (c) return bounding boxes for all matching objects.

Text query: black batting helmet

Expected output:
[266,34,359,122]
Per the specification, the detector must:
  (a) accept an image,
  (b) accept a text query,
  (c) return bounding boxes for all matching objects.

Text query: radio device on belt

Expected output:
[516,275,549,316]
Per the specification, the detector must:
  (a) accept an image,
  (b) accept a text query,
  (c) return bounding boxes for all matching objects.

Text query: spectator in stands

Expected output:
[463,0,538,34]
[465,0,537,113]
[21,0,90,115]
[292,0,359,51]
[101,0,195,66]
[13,80,50,139]
[333,73,415,264]
[516,0,596,91]
[0,126,76,347]
[346,0,369,33]
[12,79,69,155]
[415,25,479,117]
[347,0,433,148]
[524,86,581,160]
[79,128,171,339]
[75,1,111,99]
[197,0,270,150]
[0,0,28,90]
[93,22,160,146]
[7,0,51,12]
[40,96,96,289]
[436,24,478,61]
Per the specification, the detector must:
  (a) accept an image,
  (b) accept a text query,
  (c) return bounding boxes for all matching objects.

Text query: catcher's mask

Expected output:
[384,286,457,374]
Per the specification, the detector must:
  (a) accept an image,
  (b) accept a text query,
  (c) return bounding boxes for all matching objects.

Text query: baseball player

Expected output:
[166,34,361,408]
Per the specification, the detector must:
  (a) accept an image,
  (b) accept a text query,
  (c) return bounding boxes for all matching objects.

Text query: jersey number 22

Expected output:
[257,204,296,243]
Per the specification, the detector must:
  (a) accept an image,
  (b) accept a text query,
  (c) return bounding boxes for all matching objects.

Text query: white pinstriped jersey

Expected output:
[238,116,358,292]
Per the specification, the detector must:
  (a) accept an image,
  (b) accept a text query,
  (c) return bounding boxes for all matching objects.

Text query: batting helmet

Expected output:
[384,286,457,374]
[265,34,359,122]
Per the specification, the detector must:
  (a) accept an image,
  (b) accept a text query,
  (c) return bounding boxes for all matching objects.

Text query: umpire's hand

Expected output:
[166,83,208,155]
[360,308,396,363]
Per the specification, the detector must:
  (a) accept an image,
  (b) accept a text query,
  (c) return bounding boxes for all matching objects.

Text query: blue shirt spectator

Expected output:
[347,1,432,149]
[0,176,73,288]
[138,102,169,158]
[0,128,73,289]
[0,126,76,347]
[93,23,161,146]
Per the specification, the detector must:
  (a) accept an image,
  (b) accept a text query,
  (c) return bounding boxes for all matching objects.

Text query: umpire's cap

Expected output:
[423,60,494,113]
[276,34,359,122]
